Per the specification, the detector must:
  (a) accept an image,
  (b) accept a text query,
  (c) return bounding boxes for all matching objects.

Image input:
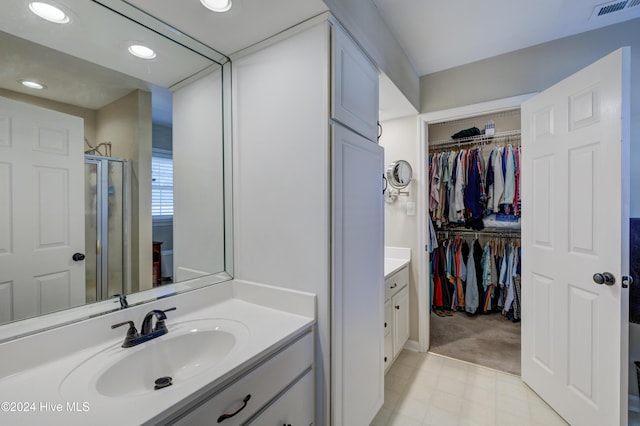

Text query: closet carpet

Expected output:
[429,311,521,375]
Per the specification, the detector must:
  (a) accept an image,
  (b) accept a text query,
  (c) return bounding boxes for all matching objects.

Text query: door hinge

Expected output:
[622,275,634,289]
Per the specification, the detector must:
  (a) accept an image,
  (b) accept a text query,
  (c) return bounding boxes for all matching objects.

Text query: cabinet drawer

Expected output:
[385,266,408,301]
[246,369,314,426]
[173,332,313,426]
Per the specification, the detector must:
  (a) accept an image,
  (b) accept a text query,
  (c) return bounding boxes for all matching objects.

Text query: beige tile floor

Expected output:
[372,350,568,426]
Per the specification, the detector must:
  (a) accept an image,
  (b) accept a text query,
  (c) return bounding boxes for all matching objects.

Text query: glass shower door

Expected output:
[84,161,99,303]
[107,160,124,299]
[84,156,127,303]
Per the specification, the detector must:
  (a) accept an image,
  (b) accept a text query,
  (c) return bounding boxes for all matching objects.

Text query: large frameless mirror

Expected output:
[0,0,232,341]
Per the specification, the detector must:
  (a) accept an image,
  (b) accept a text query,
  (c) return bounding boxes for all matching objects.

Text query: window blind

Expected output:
[152,154,173,218]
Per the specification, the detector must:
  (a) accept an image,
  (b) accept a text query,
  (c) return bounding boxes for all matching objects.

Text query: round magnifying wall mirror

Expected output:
[386,160,413,189]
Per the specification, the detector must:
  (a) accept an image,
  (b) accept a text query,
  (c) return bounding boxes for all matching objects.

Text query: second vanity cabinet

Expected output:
[384,266,409,372]
[171,331,313,425]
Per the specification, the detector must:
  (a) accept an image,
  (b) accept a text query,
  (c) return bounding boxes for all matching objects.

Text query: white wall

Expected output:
[96,90,152,291]
[231,21,330,425]
[172,69,225,281]
[420,18,640,397]
[379,115,420,342]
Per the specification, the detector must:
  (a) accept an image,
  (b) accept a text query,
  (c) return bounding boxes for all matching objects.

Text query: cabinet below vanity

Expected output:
[170,331,314,426]
[383,249,411,373]
[0,280,316,426]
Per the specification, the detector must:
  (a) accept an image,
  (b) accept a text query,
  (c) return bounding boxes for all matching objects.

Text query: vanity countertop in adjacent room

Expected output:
[0,280,316,425]
[384,246,411,278]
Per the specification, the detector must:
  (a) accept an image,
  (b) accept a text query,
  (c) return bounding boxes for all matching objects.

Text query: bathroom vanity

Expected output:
[383,247,411,372]
[0,280,315,425]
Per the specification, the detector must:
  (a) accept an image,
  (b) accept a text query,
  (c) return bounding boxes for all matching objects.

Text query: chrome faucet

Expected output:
[112,294,128,309]
[111,307,176,348]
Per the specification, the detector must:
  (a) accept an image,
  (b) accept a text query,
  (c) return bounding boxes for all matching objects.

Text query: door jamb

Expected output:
[415,93,536,353]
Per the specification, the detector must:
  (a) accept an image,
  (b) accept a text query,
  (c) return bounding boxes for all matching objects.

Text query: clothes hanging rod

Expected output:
[435,228,520,238]
[429,129,521,151]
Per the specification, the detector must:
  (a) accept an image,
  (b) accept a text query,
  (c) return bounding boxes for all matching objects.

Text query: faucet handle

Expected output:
[160,307,177,316]
[154,307,177,333]
[111,320,140,348]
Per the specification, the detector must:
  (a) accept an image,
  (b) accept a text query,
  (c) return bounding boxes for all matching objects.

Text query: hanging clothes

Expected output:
[429,142,521,233]
[463,148,485,230]
[491,147,504,212]
[464,239,479,314]
[434,233,521,318]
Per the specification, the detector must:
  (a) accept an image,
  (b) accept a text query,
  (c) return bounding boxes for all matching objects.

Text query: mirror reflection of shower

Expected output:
[84,137,113,157]
[84,155,130,303]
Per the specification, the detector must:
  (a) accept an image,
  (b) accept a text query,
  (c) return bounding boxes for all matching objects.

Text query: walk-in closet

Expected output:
[427,109,522,375]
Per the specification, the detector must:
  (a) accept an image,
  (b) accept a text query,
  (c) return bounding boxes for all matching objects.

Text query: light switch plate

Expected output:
[406,201,416,216]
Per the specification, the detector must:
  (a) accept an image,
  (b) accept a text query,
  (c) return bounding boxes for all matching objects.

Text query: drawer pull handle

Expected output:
[217,394,251,423]
[390,283,398,289]
[384,322,387,328]
[395,305,400,310]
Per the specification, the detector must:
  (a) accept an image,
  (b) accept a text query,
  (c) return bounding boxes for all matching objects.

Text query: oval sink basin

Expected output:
[60,319,249,400]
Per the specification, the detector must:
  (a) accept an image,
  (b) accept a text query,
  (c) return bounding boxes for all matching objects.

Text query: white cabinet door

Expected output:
[392,285,410,359]
[331,23,379,142]
[174,332,313,426]
[247,370,314,426]
[384,298,392,337]
[384,299,392,372]
[521,48,629,426]
[332,124,384,426]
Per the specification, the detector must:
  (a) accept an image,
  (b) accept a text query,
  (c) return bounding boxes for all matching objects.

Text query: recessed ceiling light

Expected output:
[128,44,156,60]
[28,2,70,24]
[200,0,232,12]
[20,80,47,90]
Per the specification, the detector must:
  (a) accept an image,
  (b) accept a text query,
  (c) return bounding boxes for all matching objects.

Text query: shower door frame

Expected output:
[84,155,131,302]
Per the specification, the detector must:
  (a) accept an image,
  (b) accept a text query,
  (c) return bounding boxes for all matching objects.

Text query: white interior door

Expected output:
[0,96,85,322]
[521,48,630,426]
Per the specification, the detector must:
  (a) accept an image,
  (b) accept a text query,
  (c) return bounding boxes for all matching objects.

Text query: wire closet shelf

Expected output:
[430,129,521,152]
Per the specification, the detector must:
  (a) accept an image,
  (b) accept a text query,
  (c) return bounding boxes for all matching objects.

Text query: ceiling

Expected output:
[121,0,640,74]
[371,0,640,76]
[2,0,638,121]
[123,0,640,119]
[123,0,329,56]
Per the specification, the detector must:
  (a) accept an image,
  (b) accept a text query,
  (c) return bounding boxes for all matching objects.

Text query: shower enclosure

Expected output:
[84,156,130,303]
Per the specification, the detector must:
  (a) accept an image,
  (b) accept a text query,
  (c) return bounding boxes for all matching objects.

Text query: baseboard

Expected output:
[630,394,640,413]
[404,339,420,352]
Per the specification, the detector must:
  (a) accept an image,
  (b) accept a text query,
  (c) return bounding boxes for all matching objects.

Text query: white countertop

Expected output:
[384,246,411,278]
[0,279,315,425]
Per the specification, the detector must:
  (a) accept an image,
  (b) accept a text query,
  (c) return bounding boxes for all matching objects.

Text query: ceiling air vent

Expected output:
[591,0,640,19]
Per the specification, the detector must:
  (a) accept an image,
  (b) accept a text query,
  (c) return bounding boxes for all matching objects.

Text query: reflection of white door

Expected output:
[521,48,630,426]
[0,96,85,322]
